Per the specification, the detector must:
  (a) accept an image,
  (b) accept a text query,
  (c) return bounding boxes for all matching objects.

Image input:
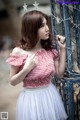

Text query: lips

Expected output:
[45,33,49,35]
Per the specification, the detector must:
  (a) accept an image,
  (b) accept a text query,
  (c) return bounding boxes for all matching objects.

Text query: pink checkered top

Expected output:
[6,48,58,88]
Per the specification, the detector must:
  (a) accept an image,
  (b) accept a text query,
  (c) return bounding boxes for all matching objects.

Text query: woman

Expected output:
[6,10,68,120]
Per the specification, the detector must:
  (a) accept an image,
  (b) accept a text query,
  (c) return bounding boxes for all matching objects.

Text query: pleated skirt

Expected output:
[16,83,68,120]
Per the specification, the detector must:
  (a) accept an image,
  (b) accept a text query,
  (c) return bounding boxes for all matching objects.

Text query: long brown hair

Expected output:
[18,10,55,50]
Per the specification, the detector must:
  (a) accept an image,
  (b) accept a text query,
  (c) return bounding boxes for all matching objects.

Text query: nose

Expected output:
[45,25,49,32]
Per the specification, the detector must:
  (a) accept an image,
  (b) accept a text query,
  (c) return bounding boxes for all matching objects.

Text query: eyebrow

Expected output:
[42,20,47,24]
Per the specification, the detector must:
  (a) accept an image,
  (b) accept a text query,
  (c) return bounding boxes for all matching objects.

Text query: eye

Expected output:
[40,22,48,28]
[40,23,45,28]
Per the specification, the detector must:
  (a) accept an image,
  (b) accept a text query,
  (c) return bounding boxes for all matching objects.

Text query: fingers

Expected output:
[33,57,38,64]
[28,53,38,63]
[29,53,36,59]
[56,35,66,44]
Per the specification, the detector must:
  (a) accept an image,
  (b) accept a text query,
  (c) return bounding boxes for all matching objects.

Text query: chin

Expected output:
[45,37,49,39]
[43,36,49,40]
[42,38,48,40]
[41,36,49,40]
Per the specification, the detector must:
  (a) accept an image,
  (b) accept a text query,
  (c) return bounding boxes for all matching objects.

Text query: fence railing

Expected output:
[50,0,80,120]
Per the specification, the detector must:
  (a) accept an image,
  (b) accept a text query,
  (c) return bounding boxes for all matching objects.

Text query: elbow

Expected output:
[10,80,16,86]
[57,75,63,78]
[56,72,64,78]
[9,78,17,86]
[9,75,18,86]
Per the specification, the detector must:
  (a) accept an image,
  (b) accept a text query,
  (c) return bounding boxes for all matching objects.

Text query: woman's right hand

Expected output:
[23,54,38,71]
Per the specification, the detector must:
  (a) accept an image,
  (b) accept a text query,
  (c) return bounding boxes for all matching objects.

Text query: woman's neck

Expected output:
[33,40,42,51]
[26,40,42,53]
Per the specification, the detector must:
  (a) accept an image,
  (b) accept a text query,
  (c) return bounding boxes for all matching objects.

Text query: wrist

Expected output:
[60,47,66,50]
[23,66,30,72]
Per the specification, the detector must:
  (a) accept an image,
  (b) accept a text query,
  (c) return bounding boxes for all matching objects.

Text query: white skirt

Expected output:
[16,83,68,120]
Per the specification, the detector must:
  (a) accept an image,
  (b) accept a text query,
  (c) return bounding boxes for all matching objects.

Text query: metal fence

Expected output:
[49,0,80,120]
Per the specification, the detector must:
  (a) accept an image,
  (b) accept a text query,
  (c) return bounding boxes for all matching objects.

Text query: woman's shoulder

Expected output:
[11,47,21,54]
[51,48,59,60]
[11,47,27,55]
[6,47,28,66]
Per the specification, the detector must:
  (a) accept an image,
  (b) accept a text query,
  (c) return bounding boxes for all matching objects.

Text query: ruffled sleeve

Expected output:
[51,49,58,60]
[6,54,28,66]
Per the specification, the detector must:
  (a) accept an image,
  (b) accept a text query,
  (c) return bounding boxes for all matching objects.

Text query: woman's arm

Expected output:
[54,35,66,78]
[54,48,66,78]
[9,47,38,86]
[10,65,32,86]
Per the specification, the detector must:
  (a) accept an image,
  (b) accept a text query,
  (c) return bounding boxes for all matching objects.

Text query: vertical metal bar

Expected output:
[62,1,73,75]
[49,0,57,36]
[67,81,75,120]
[49,0,59,50]
[77,5,80,68]
[62,80,67,113]
[60,4,65,36]
[73,5,80,69]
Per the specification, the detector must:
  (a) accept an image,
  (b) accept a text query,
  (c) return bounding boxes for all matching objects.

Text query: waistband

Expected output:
[23,83,51,91]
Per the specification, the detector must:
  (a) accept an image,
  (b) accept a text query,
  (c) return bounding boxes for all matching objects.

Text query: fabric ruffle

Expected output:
[6,54,28,66]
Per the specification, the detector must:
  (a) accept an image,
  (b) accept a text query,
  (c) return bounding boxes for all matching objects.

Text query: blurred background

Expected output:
[0,0,51,120]
[0,0,51,45]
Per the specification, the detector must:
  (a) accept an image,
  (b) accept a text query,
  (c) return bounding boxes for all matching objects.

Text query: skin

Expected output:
[9,17,66,86]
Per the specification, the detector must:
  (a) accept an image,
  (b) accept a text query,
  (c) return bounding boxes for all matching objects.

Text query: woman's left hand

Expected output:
[56,35,66,49]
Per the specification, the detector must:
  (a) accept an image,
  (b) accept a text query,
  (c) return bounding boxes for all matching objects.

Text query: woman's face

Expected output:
[38,17,49,40]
